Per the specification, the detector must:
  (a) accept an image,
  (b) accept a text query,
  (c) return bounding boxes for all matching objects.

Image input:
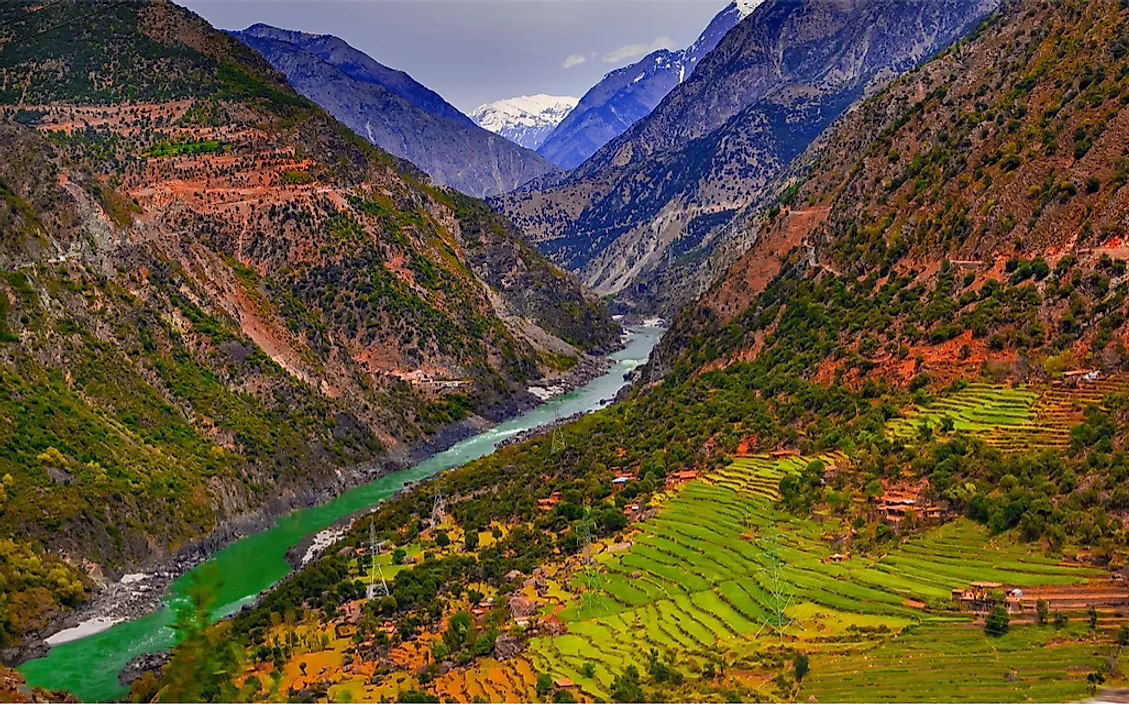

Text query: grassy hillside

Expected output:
[0,0,616,650]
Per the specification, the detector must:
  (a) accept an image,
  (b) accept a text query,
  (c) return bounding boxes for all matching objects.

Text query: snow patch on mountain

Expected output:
[736,0,765,18]
[470,94,579,150]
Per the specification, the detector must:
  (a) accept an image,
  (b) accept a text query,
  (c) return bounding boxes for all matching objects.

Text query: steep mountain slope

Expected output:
[535,0,759,170]
[231,25,558,198]
[499,0,996,308]
[0,0,614,649]
[237,24,471,125]
[656,0,1129,384]
[470,94,578,150]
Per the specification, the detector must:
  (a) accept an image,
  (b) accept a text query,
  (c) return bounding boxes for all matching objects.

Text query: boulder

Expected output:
[508,594,539,620]
[494,633,526,660]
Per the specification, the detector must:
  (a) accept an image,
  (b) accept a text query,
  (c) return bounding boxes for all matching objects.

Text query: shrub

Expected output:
[793,653,810,682]
[985,604,1010,636]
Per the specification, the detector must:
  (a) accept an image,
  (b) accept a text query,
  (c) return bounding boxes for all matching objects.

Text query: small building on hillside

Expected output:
[952,582,1025,613]
[1062,369,1102,385]
[537,492,561,511]
[623,503,643,521]
[665,470,699,490]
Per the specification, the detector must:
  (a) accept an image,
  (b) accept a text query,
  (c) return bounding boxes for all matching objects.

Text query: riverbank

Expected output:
[9,340,628,668]
[4,415,486,667]
[17,326,662,702]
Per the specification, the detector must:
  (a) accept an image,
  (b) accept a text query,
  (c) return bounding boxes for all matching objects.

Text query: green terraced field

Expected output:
[803,622,1114,702]
[887,379,1129,452]
[526,450,1111,701]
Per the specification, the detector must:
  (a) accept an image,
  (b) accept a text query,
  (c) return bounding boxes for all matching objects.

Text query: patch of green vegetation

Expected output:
[144,138,224,158]
[0,175,42,236]
[420,394,474,430]
[280,169,313,185]
[216,60,314,116]
[540,352,579,373]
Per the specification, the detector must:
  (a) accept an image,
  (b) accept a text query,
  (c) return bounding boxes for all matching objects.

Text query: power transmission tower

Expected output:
[754,532,799,641]
[431,486,447,527]
[550,406,565,454]
[366,521,389,600]
[578,509,609,617]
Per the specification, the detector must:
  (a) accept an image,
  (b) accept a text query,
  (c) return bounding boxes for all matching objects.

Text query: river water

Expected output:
[19,325,663,702]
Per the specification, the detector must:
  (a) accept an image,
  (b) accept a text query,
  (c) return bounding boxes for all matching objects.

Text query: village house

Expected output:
[623,503,643,521]
[1062,369,1101,385]
[611,473,636,490]
[665,470,698,490]
[873,480,944,528]
[537,492,561,511]
[951,582,1025,613]
[770,448,801,459]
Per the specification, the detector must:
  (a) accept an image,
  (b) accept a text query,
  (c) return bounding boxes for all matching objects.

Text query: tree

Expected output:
[611,665,644,703]
[535,673,553,698]
[392,548,407,565]
[435,531,451,548]
[443,611,474,652]
[1089,605,1098,630]
[155,573,248,702]
[1036,599,1049,625]
[464,530,479,551]
[1118,624,1129,646]
[1054,611,1069,629]
[581,662,596,679]
[793,653,810,682]
[985,604,1010,636]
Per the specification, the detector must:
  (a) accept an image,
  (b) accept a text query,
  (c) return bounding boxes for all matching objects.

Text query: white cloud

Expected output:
[561,53,587,69]
[602,36,674,64]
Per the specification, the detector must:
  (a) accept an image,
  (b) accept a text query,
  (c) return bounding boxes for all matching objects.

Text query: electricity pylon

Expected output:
[754,532,799,641]
[578,509,609,616]
[431,486,447,526]
[366,521,389,600]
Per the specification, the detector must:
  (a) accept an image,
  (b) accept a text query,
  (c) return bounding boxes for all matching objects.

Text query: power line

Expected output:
[1,1,131,53]
[0,0,67,34]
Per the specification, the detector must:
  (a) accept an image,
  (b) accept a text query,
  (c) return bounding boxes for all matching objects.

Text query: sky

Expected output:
[181,0,727,112]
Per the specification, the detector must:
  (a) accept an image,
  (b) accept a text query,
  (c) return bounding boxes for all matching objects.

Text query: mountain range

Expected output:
[498,0,998,312]
[230,24,559,198]
[534,0,762,170]
[469,94,578,150]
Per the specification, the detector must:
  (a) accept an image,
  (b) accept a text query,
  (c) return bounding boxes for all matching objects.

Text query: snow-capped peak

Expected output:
[736,0,765,18]
[470,94,579,150]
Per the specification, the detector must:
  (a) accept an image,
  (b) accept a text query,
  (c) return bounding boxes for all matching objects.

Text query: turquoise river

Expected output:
[19,326,663,702]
